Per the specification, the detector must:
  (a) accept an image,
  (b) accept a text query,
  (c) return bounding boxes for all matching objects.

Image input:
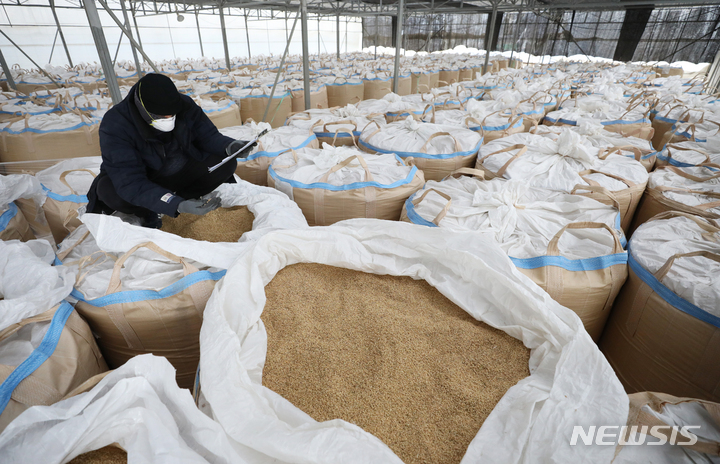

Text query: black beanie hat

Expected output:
[136,73,183,115]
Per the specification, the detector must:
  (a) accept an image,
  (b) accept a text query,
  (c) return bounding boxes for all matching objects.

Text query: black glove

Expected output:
[177,194,221,216]
[225,139,257,159]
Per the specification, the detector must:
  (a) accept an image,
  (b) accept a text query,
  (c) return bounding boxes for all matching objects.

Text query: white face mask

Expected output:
[151,115,176,132]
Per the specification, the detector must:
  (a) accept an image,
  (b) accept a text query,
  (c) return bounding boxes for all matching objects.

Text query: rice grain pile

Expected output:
[68,446,127,463]
[261,263,531,464]
[161,206,254,242]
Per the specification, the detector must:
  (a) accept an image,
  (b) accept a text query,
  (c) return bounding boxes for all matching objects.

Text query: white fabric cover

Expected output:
[0,355,267,464]
[220,122,314,156]
[35,157,102,196]
[271,144,412,186]
[0,239,74,332]
[631,215,720,316]
[649,166,720,215]
[361,117,482,154]
[199,220,628,464]
[479,131,649,192]
[408,177,622,259]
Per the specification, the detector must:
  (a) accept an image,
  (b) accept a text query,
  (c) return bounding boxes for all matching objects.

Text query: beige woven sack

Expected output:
[600,212,720,402]
[74,242,219,389]
[362,78,392,100]
[42,168,96,244]
[267,153,425,226]
[0,202,34,242]
[0,303,108,432]
[239,92,292,128]
[629,165,720,235]
[326,79,364,107]
[13,197,55,247]
[515,222,627,342]
[410,72,432,94]
[206,104,242,129]
[290,86,329,113]
[0,113,100,162]
[438,70,460,86]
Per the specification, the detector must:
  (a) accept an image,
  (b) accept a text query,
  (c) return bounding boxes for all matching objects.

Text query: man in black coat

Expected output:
[87,73,253,227]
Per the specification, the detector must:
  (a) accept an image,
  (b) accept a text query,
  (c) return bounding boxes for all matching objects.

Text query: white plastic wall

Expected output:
[0,0,363,69]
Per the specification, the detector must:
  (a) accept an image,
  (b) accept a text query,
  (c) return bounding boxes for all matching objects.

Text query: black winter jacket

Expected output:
[91,83,234,216]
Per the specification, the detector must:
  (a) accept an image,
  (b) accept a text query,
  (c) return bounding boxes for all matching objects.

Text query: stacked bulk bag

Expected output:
[0,240,107,432]
[426,99,524,143]
[0,174,54,246]
[360,117,483,181]
[0,112,101,162]
[192,97,242,129]
[72,241,224,389]
[601,212,720,402]
[198,220,628,464]
[35,157,101,244]
[323,77,364,107]
[229,86,292,128]
[476,130,649,231]
[401,177,626,341]
[544,97,654,141]
[220,121,319,185]
[630,164,720,233]
[268,144,424,225]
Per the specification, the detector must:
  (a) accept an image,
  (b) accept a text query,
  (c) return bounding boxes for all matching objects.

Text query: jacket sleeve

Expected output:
[184,97,236,156]
[99,117,185,217]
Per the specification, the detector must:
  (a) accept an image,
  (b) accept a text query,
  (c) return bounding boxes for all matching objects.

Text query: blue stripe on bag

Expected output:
[41,184,88,203]
[74,270,226,306]
[628,251,720,329]
[0,202,19,231]
[0,301,75,415]
[359,138,482,160]
[510,253,627,271]
[239,135,317,162]
[269,164,419,191]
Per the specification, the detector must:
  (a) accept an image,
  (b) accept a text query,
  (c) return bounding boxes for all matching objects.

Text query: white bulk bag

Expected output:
[425,99,524,142]
[656,141,720,168]
[80,180,309,270]
[476,130,649,230]
[268,144,424,225]
[286,105,375,146]
[359,116,483,181]
[545,97,653,141]
[220,121,319,185]
[401,177,626,340]
[199,220,628,464]
[0,355,260,463]
[35,157,101,244]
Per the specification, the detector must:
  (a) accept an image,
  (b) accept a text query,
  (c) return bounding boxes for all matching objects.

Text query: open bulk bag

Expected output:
[544,98,654,141]
[220,121,319,185]
[425,99,524,143]
[359,117,483,182]
[0,174,54,246]
[73,241,225,389]
[485,89,546,130]
[323,77,364,107]
[630,165,720,234]
[79,180,309,270]
[286,105,374,147]
[600,212,720,402]
[401,176,627,341]
[0,240,106,432]
[476,130,649,231]
[192,97,242,129]
[613,392,720,464]
[228,86,292,128]
[198,220,628,464]
[655,141,720,168]
[268,144,424,226]
[35,157,101,244]
[0,112,101,162]
[0,355,260,464]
